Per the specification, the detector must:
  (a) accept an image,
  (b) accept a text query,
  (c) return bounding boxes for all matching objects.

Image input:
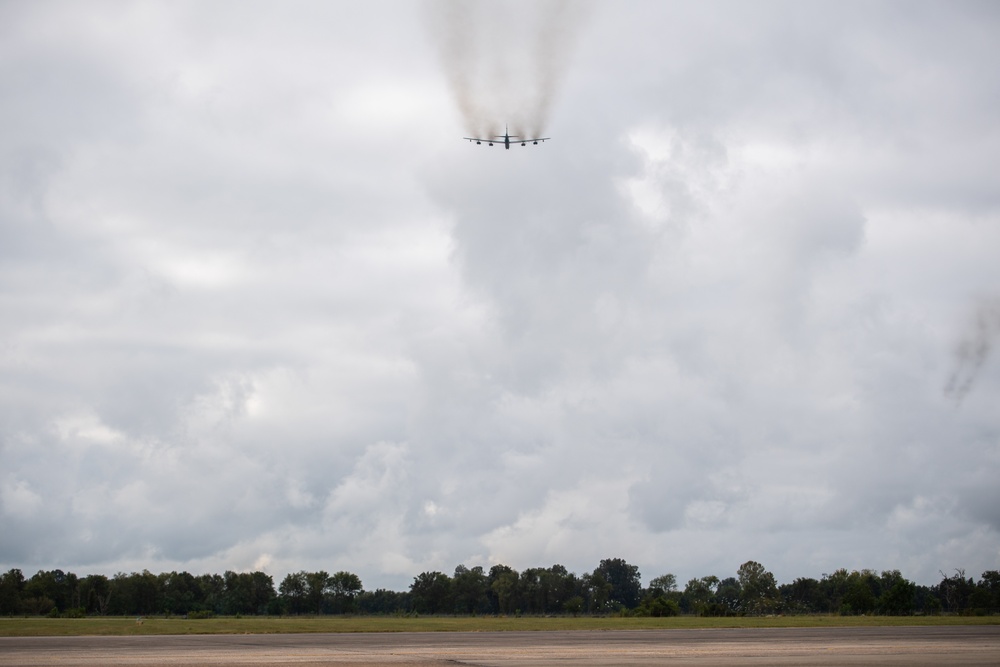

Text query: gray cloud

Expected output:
[1,1,999,590]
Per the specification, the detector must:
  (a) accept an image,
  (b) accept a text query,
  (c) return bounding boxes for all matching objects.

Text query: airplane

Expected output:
[464,125,550,150]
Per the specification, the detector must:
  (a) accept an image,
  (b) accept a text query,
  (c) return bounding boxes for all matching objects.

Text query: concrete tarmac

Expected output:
[2,626,999,666]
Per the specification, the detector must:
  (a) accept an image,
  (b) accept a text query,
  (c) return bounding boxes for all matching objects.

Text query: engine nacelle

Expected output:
[533,141,538,145]
[476,141,481,145]
[488,142,493,146]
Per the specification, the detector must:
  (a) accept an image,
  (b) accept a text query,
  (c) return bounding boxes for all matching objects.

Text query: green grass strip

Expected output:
[1,615,998,637]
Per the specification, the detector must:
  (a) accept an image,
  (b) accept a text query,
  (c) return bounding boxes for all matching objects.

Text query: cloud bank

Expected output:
[1,1,998,590]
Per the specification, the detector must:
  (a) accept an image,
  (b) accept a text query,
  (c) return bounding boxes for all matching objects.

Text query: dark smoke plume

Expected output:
[424,0,589,140]
[944,296,1000,403]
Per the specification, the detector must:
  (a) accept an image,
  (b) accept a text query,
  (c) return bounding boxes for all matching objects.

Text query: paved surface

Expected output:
[1,627,999,666]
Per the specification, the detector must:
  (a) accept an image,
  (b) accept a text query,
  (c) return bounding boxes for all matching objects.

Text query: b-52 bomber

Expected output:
[464,125,549,150]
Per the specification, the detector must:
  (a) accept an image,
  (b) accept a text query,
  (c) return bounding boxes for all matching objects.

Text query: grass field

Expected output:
[1,614,997,637]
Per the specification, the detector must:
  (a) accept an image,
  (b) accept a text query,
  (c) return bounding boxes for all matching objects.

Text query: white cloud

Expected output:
[1,0,999,590]
[1,478,44,520]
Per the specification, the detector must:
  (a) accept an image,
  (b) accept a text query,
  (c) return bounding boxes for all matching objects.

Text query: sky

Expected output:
[1,0,999,591]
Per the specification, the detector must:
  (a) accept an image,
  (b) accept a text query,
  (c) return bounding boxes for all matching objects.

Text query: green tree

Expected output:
[160,571,201,615]
[357,588,410,614]
[713,576,742,615]
[594,558,641,609]
[77,574,112,616]
[819,569,851,613]
[328,571,363,614]
[582,571,612,613]
[914,584,941,615]
[410,571,452,614]
[222,571,250,615]
[840,570,877,615]
[563,595,584,616]
[519,567,544,614]
[0,569,25,615]
[106,571,161,616]
[937,569,975,613]
[304,571,331,614]
[638,573,681,617]
[279,572,309,614]
[648,574,677,595]
[487,565,518,614]
[636,594,680,617]
[780,577,822,614]
[452,565,488,614]
[541,565,578,614]
[247,571,276,615]
[682,576,718,615]
[737,561,778,615]
[876,570,915,615]
[979,571,1000,611]
[196,573,225,614]
[25,570,79,613]
[491,570,519,615]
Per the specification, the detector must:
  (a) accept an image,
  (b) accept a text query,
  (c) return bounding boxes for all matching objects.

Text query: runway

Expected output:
[1,626,999,666]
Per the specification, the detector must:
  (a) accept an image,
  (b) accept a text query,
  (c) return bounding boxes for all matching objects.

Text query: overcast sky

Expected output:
[2,0,998,590]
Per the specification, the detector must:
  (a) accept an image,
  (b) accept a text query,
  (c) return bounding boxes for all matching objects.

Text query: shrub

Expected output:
[638,597,680,617]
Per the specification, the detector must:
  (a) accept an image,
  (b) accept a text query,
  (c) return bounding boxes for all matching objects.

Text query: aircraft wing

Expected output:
[462,137,550,144]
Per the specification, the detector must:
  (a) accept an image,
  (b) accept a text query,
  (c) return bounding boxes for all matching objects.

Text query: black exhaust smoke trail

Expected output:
[425,0,588,140]
[944,296,1000,403]
[528,0,587,138]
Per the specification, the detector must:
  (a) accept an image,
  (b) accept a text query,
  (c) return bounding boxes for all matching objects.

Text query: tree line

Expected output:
[1,559,997,618]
